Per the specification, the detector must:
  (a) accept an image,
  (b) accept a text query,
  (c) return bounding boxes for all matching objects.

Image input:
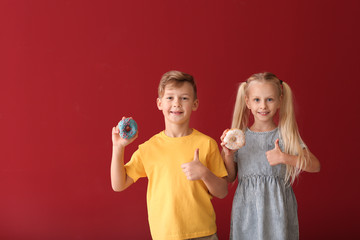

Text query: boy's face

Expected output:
[157,82,199,127]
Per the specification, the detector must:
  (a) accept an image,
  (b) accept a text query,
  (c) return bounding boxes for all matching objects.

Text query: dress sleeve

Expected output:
[124,148,147,182]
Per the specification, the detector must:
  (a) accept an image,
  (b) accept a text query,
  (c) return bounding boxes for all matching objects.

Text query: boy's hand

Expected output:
[266,139,284,166]
[112,117,138,148]
[181,149,207,181]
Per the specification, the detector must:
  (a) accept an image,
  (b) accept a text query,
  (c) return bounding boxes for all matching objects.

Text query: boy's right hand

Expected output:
[112,117,138,148]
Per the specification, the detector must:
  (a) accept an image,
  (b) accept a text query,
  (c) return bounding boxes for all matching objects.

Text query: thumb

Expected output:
[193,148,199,162]
[274,139,280,150]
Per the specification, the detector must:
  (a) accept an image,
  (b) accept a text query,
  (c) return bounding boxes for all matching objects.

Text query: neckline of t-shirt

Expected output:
[160,128,198,140]
[247,127,278,134]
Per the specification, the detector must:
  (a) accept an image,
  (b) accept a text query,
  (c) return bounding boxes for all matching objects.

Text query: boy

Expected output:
[111,70,228,240]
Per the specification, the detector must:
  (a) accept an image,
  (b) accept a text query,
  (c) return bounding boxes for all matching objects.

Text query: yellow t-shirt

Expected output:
[125,129,228,240]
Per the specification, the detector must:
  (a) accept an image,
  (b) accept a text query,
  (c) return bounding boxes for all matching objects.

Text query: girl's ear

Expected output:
[156,98,162,110]
[192,99,199,111]
[244,95,250,109]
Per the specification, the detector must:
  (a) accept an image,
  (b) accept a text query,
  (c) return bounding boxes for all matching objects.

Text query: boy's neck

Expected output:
[164,123,193,138]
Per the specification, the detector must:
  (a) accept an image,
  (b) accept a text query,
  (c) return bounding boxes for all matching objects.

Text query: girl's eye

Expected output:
[166,97,173,100]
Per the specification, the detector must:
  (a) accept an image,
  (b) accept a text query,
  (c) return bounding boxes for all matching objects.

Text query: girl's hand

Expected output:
[220,129,238,157]
[112,117,138,148]
[266,139,284,166]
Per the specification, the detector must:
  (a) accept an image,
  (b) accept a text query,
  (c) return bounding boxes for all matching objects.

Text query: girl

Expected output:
[221,72,320,240]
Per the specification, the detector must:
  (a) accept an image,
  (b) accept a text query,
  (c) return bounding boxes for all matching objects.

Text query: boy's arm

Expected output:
[110,121,136,192]
[181,149,228,199]
[201,170,228,199]
[111,145,134,191]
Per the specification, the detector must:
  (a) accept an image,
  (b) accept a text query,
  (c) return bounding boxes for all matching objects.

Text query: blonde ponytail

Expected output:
[231,82,249,131]
[279,82,309,184]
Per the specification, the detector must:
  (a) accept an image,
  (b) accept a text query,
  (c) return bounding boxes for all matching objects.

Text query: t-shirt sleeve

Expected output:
[124,148,147,183]
[206,139,228,178]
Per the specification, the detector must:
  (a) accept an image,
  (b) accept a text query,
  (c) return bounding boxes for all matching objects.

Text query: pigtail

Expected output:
[279,82,310,184]
[231,82,249,132]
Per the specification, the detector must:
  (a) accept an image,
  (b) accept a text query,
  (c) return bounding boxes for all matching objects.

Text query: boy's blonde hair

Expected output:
[158,70,197,99]
[231,72,309,184]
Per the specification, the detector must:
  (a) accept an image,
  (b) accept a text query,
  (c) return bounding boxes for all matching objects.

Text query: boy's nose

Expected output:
[173,98,181,107]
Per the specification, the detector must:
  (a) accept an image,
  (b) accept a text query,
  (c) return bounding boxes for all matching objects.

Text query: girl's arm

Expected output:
[110,119,137,191]
[221,150,238,183]
[220,129,239,183]
[266,139,321,173]
[181,149,228,199]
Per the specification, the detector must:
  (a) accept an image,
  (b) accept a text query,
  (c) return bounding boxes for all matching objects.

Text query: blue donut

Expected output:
[119,118,138,139]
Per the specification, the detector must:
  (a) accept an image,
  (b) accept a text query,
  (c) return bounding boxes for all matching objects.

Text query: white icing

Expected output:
[224,128,245,150]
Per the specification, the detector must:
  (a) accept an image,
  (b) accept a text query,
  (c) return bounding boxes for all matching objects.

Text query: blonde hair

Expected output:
[231,72,309,184]
[158,70,197,99]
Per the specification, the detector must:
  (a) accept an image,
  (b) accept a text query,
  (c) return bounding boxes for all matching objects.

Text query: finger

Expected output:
[113,126,119,134]
[193,148,199,162]
[181,163,187,169]
[274,139,280,149]
[220,129,229,141]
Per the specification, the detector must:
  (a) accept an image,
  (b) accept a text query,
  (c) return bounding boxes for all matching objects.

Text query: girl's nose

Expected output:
[260,100,267,109]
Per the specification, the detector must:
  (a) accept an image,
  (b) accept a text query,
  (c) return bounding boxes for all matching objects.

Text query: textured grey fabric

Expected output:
[230,128,299,240]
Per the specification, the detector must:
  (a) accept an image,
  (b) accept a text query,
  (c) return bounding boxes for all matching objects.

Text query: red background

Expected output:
[1,0,359,239]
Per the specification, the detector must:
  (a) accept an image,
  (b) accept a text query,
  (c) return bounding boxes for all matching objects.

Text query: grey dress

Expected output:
[230,128,299,240]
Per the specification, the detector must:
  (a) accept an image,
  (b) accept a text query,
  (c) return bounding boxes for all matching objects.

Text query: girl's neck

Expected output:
[249,122,277,132]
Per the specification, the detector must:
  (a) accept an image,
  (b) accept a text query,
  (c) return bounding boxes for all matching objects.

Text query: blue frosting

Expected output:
[119,118,138,139]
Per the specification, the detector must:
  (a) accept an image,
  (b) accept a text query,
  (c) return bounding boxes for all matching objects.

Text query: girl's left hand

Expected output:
[266,139,284,166]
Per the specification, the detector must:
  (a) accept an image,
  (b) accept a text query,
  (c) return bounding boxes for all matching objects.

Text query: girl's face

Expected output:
[245,81,281,125]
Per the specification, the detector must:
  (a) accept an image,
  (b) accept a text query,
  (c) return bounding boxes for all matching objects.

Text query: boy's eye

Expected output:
[182,97,189,100]
[267,98,273,102]
[254,98,260,102]
[166,97,173,100]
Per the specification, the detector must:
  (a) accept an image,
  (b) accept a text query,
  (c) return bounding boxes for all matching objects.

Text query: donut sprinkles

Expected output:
[119,118,138,139]
[224,128,245,150]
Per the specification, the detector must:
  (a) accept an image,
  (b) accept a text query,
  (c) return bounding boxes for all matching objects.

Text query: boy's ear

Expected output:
[156,98,162,110]
[192,99,199,111]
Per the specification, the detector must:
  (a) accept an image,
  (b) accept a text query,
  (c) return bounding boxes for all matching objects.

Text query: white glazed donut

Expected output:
[224,128,245,150]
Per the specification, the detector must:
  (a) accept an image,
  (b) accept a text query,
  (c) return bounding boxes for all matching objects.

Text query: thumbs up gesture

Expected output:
[266,139,284,166]
[181,149,206,181]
